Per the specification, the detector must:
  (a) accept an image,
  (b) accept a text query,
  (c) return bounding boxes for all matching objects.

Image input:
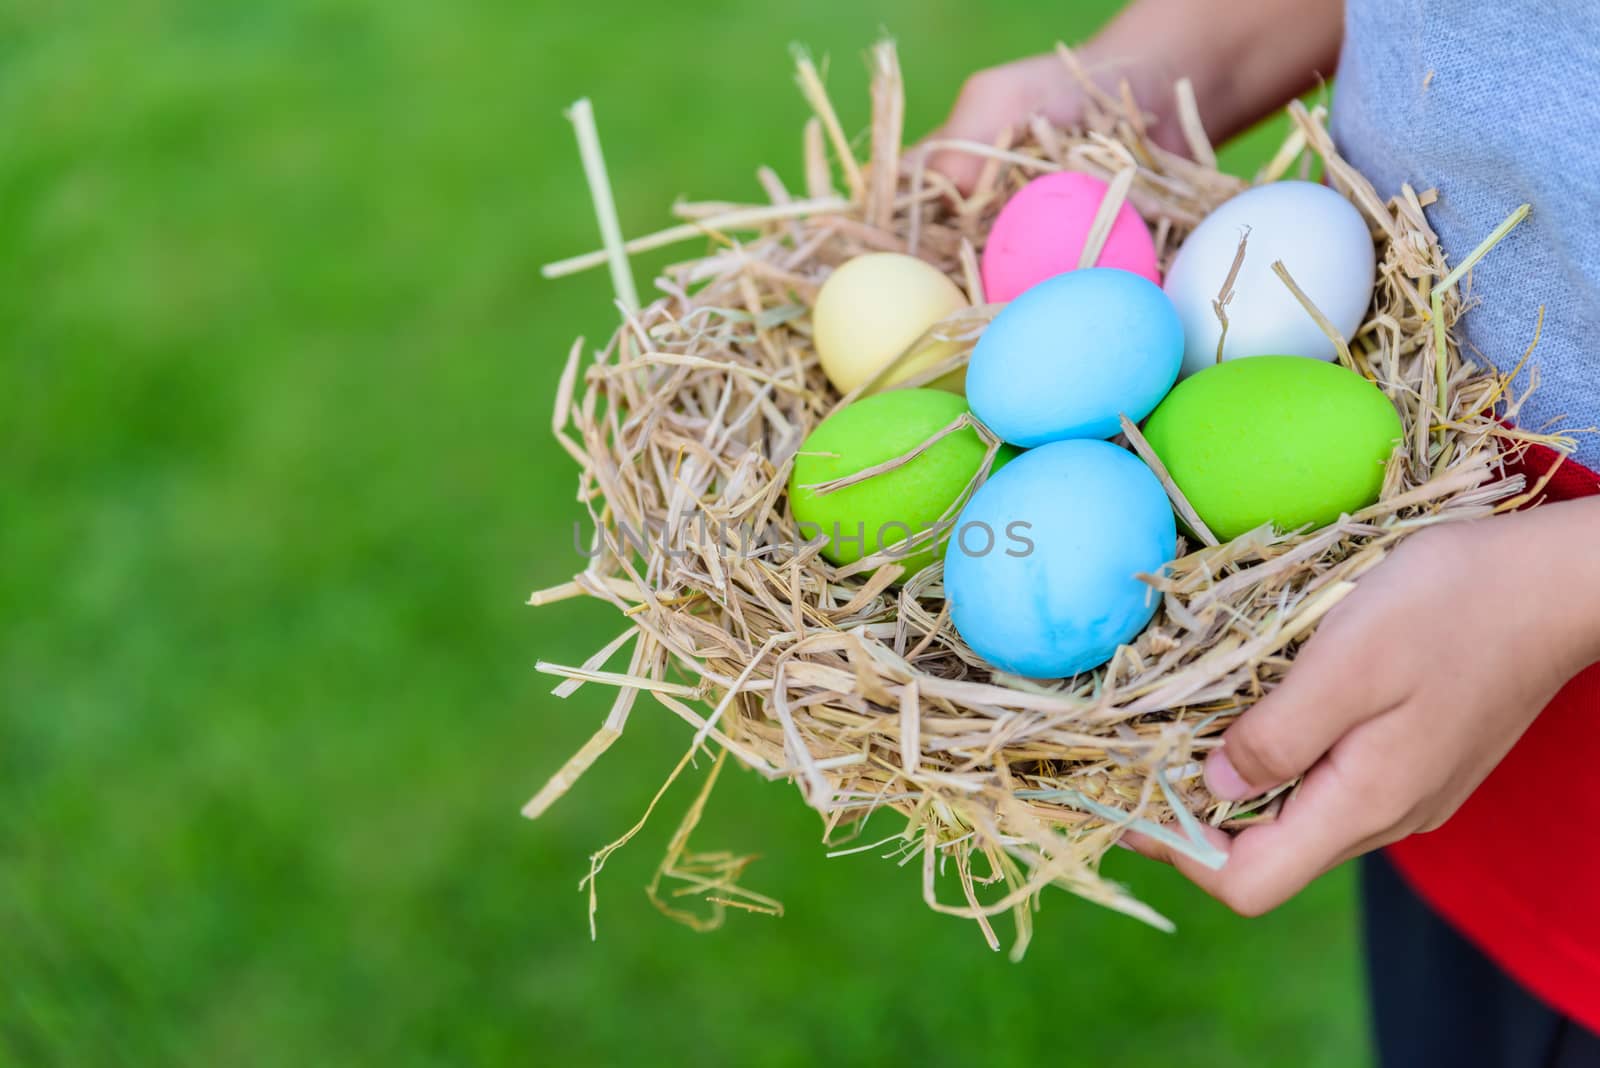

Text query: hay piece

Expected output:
[531,40,1567,950]
[565,99,639,312]
[1078,164,1137,270]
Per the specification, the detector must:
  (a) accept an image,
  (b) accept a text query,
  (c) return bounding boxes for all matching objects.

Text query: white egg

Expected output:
[1163,181,1376,379]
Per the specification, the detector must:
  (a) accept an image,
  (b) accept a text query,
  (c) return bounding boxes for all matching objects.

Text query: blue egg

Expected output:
[943,439,1176,678]
[967,267,1183,446]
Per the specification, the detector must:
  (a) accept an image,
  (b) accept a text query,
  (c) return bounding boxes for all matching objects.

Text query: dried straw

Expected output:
[530,41,1564,953]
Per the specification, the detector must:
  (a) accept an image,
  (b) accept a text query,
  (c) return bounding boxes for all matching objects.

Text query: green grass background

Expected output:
[0,2,1364,1064]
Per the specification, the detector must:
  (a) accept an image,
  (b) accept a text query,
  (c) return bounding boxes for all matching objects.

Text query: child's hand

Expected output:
[1128,498,1600,915]
[927,0,1343,195]
[928,51,1197,194]
[928,55,1101,194]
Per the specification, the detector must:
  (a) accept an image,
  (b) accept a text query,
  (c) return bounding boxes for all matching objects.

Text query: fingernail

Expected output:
[1205,749,1252,801]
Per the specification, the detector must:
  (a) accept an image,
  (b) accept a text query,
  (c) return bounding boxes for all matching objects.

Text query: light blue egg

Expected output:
[943,439,1176,678]
[967,267,1183,446]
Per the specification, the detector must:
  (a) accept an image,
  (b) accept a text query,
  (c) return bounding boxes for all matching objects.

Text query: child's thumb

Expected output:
[1204,642,1389,801]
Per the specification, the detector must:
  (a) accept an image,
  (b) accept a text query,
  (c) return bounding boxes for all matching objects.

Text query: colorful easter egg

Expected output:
[1163,180,1376,378]
[981,171,1160,302]
[812,253,969,394]
[1141,355,1403,540]
[967,268,1183,446]
[944,439,1176,677]
[789,389,1014,578]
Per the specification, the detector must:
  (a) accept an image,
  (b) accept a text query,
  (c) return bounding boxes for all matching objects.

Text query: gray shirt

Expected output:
[1333,0,1600,467]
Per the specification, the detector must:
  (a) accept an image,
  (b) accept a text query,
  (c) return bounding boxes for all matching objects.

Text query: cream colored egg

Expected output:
[812,253,969,394]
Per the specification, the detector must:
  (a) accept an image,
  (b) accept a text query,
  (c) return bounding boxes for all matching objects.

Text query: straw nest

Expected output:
[529,42,1559,953]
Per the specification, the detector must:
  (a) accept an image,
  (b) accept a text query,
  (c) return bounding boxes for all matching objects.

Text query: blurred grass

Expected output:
[0,2,1363,1065]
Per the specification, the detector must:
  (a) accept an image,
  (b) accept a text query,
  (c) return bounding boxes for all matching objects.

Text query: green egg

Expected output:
[1141,356,1403,541]
[789,389,1014,577]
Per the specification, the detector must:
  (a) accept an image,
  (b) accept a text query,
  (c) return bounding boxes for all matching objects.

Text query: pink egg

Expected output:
[980,172,1160,302]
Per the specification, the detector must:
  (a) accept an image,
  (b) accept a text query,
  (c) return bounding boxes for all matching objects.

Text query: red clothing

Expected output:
[1386,442,1600,1033]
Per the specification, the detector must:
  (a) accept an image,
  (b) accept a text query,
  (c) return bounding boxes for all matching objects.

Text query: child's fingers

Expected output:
[1168,760,1364,915]
[925,70,1019,194]
[924,134,990,199]
[1118,828,1168,863]
[1120,824,1231,868]
[927,57,1083,194]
